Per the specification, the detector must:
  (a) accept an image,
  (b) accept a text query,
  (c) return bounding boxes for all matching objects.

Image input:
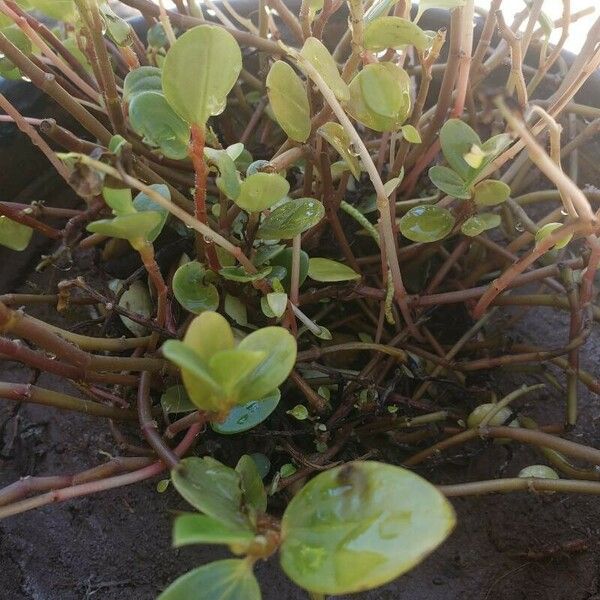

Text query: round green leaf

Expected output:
[162,25,242,125]
[266,292,288,318]
[211,389,280,435]
[347,64,411,132]
[428,165,470,199]
[308,258,361,282]
[364,16,430,52]
[113,279,152,337]
[270,247,309,291]
[235,172,290,212]
[129,91,190,160]
[300,37,349,103]
[123,66,162,102]
[518,465,559,479]
[460,213,501,237]
[399,205,455,242]
[171,457,252,529]
[209,349,267,396]
[182,311,235,362]
[439,118,481,180]
[317,122,361,179]
[257,199,325,240]
[158,559,260,600]
[237,327,297,404]
[173,261,220,314]
[401,124,421,144]
[280,461,455,594]
[266,60,311,143]
[161,385,196,414]
[102,186,134,216]
[0,216,33,251]
[473,179,511,206]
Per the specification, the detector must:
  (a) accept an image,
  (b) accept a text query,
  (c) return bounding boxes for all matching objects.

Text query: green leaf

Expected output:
[300,37,349,103]
[183,311,235,362]
[237,327,297,404]
[439,118,482,180]
[399,205,455,242]
[364,17,430,52]
[0,26,31,73]
[102,186,134,216]
[219,265,271,282]
[401,124,421,144]
[280,461,455,594]
[473,179,511,206]
[235,172,290,212]
[461,213,501,237]
[236,454,267,513]
[428,165,471,199]
[257,199,325,240]
[211,390,280,435]
[162,340,223,405]
[160,385,196,414]
[132,184,170,242]
[25,0,75,20]
[270,247,309,291]
[266,292,288,318]
[287,404,309,420]
[250,453,271,479]
[129,91,190,160]
[308,258,361,282]
[209,349,267,396]
[99,1,132,46]
[0,216,33,251]
[224,293,247,325]
[204,147,241,200]
[317,122,361,179]
[383,172,403,196]
[171,457,252,529]
[173,513,255,548]
[346,64,411,132]
[253,244,285,266]
[172,261,220,314]
[158,559,261,600]
[112,279,152,337]
[415,0,465,23]
[123,66,162,102]
[162,25,242,125]
[87,212,163,242]
[266,60,311,143]
[535,222,573,249]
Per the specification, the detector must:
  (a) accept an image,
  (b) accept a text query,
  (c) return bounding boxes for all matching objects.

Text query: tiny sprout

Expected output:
[535,222,573,249]
[287,404,310,420]
[518,465,560,479]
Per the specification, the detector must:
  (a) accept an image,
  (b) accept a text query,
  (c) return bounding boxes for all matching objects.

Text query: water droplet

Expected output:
[515,222,525,232]
[398,205,455,242]
[236,414,249,425]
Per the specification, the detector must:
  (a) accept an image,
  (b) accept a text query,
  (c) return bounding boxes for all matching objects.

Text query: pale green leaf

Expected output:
[173,514,255,548]
[172,261,219,314]
[235,172,290,212]
[162,25,242,125]
[364,16,430,52]
[428,165,471,199]
[280,461,455,594]
[460,213,501,237]
[158,559,261,600]
[398,204,455,242]
[317,122,361,179]
[0,215,33,251]
[473,179,511,206]
[308,258,361,282]
[300,37,349,103]
[266,61,311,143]
[236,454,267,513]
[257,199,325,240]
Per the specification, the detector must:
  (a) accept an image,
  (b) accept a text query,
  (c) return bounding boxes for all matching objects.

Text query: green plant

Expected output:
[0,0,600,598]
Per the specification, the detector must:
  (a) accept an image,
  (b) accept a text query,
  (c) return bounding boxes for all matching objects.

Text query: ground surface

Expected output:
[1,197,599,600]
